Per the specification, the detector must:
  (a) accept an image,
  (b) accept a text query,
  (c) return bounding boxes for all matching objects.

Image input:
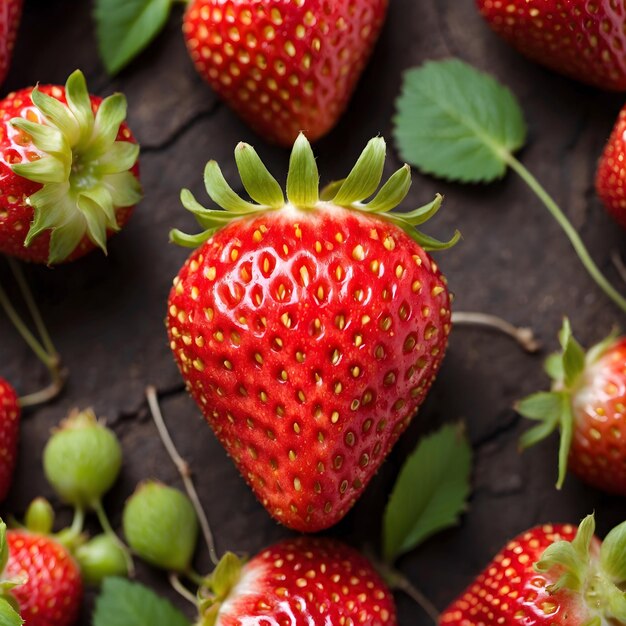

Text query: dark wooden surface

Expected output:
[1,1,626,623]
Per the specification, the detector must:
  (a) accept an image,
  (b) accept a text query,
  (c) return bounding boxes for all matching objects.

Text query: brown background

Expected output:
[1,0,625,623]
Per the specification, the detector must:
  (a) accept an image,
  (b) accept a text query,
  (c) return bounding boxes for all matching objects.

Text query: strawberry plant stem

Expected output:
[611,250,626,285]
[71,506,85,535]
[146,385,219,566]
[504,154,626,314]
[92,498,135,577]
[381,565,439,623]
[168,573,198,607]
[7,259,57,358]
[452,311,540,353]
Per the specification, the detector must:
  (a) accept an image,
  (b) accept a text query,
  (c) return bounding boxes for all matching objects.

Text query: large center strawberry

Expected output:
[167,135,457,531]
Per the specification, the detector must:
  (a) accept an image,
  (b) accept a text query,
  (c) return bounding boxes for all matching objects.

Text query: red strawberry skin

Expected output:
[0,378,19,502]
[441,524,596,626]
[476,0,626,91]
[0,0,22,86]
[215,537,397,625]
[6,530,83,626]
[596,106,626,229]
[569,338,626,494]
[183,0,389,146]
[167,207,451,531]
[0,85,138,264]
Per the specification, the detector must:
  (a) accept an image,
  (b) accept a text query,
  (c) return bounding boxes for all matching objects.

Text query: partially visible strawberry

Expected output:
[6,529,82,626]
[200,537,397,625]
[596,105,626,229]
[0,378,19,503]
[441,515,626,626]
[517,319,626,495]
[475,0,626,91]
[0,0,22,86]
[167,135,457,531]
[0,69,142,264]
[183,0,389,145]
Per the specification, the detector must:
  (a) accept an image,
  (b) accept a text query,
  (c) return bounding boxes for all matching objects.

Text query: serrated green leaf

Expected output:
[93,577,191,626]
[382,424,472,563]
[95,0,173,75]
[0,599,22,626]
[393,59,527,183]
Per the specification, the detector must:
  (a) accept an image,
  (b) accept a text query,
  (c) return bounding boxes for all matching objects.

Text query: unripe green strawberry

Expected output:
[75,534,129,585]
[43,409,122,508]
[122,481,199,573]
[24,498,54,535]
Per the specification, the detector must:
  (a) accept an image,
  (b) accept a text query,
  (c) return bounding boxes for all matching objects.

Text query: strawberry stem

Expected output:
[452,311,541,353]
[380,564,439,624]
[146,386,219,566]
[611,250,626,286]
[92,498,135,577]
[168,572,198,607]
[504,154,626,314]
[0,264,67,407]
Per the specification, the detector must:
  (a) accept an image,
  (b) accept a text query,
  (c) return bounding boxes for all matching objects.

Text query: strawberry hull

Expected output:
[168,206,451,531]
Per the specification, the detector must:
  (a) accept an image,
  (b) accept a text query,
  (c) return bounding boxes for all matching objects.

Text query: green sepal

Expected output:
[234,143,284,208]
[320,179,345,201]
[0,522,8,573]
[535,514,595,593]
[559,318,586,388]
[600,520,626,584]
[333,137,385,205]
[0,598,23,626]
[517,390,573,489]
[544,352,564,381]
[173,134,458,253]
[364,165,412,213]
[209,552,244,599]
[24,498,55,535]
[9,69,141,264]
[286,133,319,207]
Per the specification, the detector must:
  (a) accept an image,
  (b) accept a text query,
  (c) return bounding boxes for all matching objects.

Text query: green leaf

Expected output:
[0,599,22,626]
[95,0,173,76]
[234,143,284,208]
[600,521,626,583]
[333,137,386,205]
[382,424,472,563]
[544,352,564,381]
[286,133,319,207]
[93,578,191,626]
[393,59,527,183]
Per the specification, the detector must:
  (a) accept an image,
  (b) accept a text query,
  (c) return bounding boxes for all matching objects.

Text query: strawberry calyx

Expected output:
[170,133,460,250]
[9,69,142,264]
[197,552,245,626]
[517,318,618,488]
[0,520,26,615]
[534,515,626,624]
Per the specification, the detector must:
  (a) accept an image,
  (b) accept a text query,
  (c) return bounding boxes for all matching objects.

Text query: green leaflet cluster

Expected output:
[170,133,460,251]
[517,319,617,488]
[11,70,142,264]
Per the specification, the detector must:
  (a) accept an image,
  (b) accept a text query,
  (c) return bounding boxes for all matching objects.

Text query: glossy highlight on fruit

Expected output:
[202,537,397,625]
[167,135,456,531]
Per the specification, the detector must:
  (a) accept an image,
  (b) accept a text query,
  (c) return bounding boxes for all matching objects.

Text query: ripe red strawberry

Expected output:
[6,529,82,626]
[476,0,626,91]
[0,378,19,503]
[182,0,389,146]
[167,134,457,531]
[517,319,626,495]
[441,515,626,626]
[0,0,21,86]
[0,69,142,265]
[200,537,397,625]
[596,104,626,228]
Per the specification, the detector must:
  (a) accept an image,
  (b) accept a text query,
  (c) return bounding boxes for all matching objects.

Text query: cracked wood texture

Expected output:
[1,0,625,623]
